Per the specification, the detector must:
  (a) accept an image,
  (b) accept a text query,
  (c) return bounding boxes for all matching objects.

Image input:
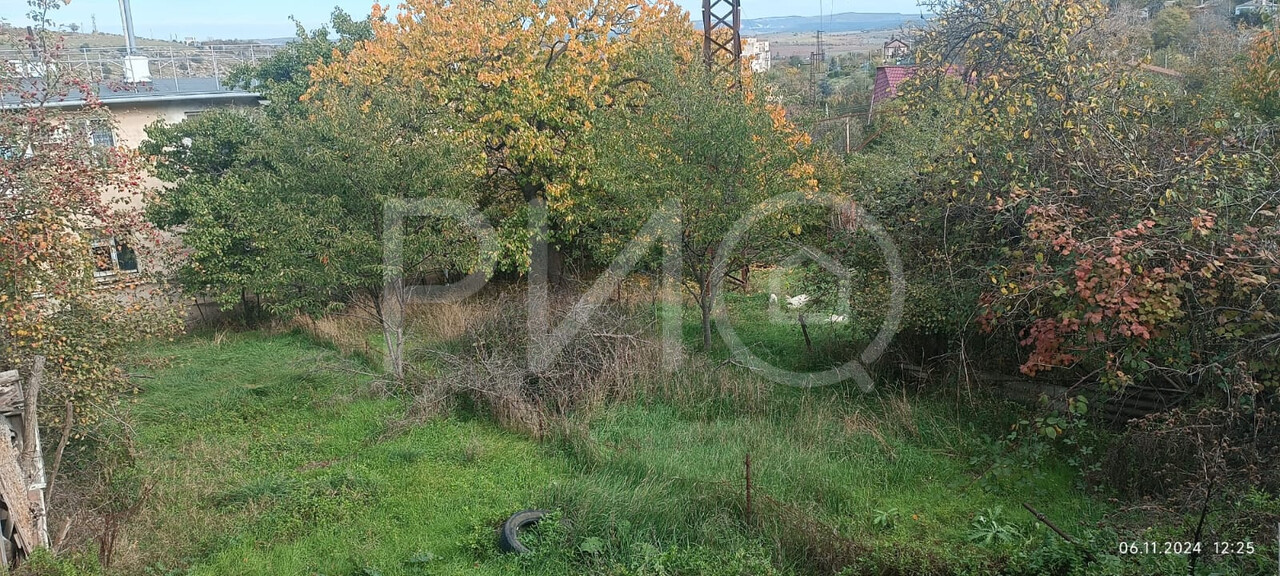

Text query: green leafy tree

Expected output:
[590,54,821,348]
[257,83,485,379]
[143,13,484,380]
[142,11,376,323]
[874,0,1280,393]
[1152,6,1192,50]
[140,110,267,321]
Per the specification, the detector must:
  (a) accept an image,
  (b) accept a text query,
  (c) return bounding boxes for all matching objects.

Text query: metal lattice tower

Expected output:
[809,30,826,104]
[702,0,742,77]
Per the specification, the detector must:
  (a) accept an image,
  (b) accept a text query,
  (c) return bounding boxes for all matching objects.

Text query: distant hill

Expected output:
[45,30,186,50]
[739,12,924,34]
[253,37,296,47]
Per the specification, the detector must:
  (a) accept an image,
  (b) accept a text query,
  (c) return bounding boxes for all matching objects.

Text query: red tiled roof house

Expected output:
[871,66,918,107]
[869,65,969,120]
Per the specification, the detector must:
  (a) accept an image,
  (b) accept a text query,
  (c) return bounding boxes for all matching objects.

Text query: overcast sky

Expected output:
[2,0,924,41]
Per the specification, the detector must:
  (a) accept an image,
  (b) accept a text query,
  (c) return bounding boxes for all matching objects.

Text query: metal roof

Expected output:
[2,77,260,109]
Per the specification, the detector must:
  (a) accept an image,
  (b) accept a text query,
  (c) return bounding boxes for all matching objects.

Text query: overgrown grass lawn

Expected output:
[124,330,1125,575]
[127,333,565,575]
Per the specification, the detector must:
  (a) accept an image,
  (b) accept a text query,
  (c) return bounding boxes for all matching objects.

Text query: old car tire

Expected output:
[498,509,548,554]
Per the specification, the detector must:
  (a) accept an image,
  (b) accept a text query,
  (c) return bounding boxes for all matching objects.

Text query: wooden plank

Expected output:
[0,426,37,556]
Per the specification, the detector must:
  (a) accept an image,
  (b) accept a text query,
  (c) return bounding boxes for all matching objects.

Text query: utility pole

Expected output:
[702,0,743,80]
[810,30,826,105]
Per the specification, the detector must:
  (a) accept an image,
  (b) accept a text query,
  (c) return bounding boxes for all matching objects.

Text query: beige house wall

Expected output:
[107,97,259,148]
[92,95,261,326]
[99,97,259,203]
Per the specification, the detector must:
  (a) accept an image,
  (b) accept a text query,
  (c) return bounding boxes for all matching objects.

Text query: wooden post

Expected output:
[21,357,42,480]
[845,117,851,155]
[21,358,48,550]
[799,314,814,355]
[744,453,753,521]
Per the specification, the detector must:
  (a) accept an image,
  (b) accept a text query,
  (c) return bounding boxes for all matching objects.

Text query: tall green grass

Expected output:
[110,314,1243,575]
[124,333,567,575]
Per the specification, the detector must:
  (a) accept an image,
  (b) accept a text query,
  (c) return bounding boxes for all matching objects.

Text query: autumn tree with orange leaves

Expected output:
[310,0,700,266]
[1237,28,1280,120]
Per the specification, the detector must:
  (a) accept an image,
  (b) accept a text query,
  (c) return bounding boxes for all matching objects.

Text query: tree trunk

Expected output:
[698,277,717,351]
[375,289,406,383]
[20,357,48,551]
[548,244,565,287]
[382,324,405,383]
[19,357,41,480]
[700,302,713,350]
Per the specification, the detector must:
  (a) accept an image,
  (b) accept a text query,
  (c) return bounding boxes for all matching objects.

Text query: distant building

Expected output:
[742,37,771,73]
[869,65,968,120]
[3,59,261,172]
[1235,0,1279,15]
[882,38,910,63]
[38,77,260,150]
[871,65,917,108]
[2,47,272,166]
[3,54,260,295]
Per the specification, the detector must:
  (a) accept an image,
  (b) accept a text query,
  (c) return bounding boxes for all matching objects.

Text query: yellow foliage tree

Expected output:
[311,0,699,266]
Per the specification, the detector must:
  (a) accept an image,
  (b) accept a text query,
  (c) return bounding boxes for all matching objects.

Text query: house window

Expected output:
[91,237,139,279]
[89,121,115,148]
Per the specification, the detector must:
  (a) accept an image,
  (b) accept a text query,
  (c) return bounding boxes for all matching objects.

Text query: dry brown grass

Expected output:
[405,299,495,346]
[882,391,920,439]
[840,409,896,457]
[284,311,380,369]
[403,288,778,438]
[830,390,925,460]
[415,291,664,437]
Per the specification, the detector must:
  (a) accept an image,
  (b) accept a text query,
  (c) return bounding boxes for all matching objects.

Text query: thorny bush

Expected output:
[414,291,664,437]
